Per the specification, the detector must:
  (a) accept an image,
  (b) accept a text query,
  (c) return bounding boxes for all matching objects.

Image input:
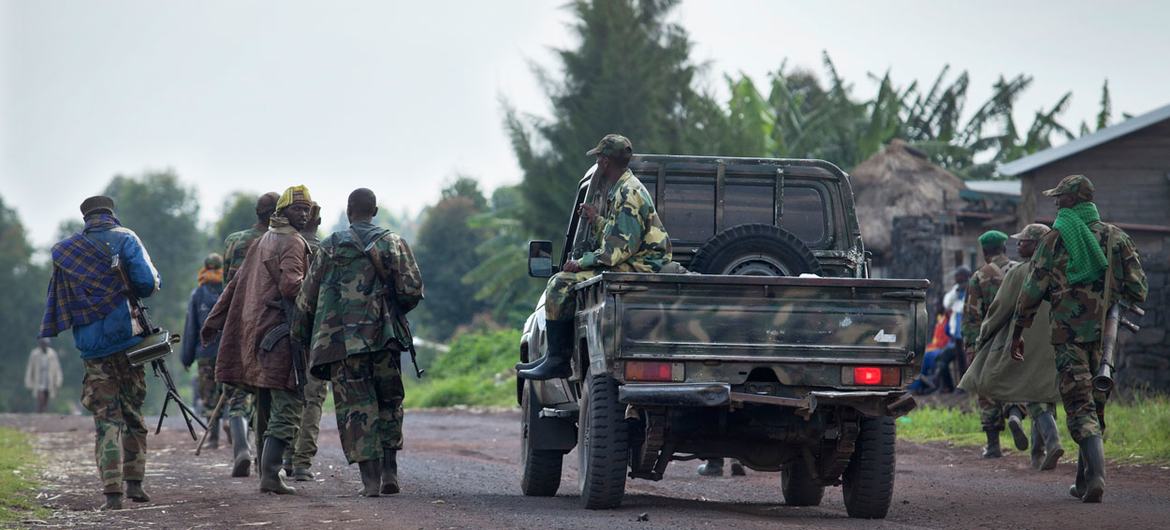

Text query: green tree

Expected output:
[462,185,543,327]
[0,195,55,412]
[213,191,261,246]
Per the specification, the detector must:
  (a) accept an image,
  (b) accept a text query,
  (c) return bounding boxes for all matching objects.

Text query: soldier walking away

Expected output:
[962,230,1027,458]
[25,338,63,413]
[518,134,671,381]
[181,253,226,449]
[294,188,424,497]
[959,224,1064,470]
[218,191,279,477]
[203,186,314,495]
[288,203,328,481]
[40,195,162,510]
[1013,175,1147,503]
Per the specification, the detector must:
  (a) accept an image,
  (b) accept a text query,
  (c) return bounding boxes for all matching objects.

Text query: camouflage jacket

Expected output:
[962,254,1017,351]
[222,225,266,284]
[577,170,672,272]
[1016,221,1147,344]
[293,221,424,378]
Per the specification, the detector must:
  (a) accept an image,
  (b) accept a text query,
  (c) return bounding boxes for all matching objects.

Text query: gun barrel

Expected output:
[1092,365,1114,393]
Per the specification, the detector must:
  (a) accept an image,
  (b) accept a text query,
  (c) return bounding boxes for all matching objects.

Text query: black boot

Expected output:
[697,458,724,476]
[1007,407,1029,451]
[1035,411,1065,471]
[1070,445,1087,499]
[730,460,746,476]
[230,416,252,478]
[514,357,543,371]
[207,416,220,450]
[1030,419,1045,470]
[518,320,573,381]
[981,430,1002,458]
[358,459,382,497]
[125,480,150,502]
[101,493,123,511]
[1081,435,1106,503]
[259,437,296,494]
[381,449,400,495]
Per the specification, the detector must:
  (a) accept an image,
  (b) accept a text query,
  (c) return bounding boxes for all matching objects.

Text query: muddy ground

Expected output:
[3,410,1168,529]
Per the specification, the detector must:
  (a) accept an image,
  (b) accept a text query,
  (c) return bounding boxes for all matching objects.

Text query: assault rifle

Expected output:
[113,259,206,441]
[263,298,307,394]
[354,229,423,379]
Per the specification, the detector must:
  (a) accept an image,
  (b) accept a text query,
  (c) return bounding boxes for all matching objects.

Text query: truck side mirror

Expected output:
[528,240,555,278]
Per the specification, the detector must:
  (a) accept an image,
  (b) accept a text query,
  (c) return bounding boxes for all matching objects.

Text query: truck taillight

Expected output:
[843,366,900,386]
[854,367,882,385]
[624,361,682,382]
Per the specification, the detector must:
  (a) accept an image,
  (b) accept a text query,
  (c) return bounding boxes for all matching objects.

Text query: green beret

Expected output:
[979,230,1009,247]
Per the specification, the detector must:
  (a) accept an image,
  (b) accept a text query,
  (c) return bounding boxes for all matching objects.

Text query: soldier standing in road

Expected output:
[1013,174,1147,503]
[518,134,671,381]
[204,186,313,495]
[962,230,1028,458]
[217,191,280,478]
[40,196,161,510]
[294,188,424,497]
[286,202,330,481]
[181,253,226,450]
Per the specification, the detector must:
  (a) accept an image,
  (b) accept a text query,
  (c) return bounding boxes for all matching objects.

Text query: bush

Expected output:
[404,329,520,409]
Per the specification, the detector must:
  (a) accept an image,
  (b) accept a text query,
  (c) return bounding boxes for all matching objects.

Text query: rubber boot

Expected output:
[101,493,123,511]
[207,416,220,450]
[730,460,746,476]
[518,320,573,381]
[125,480,150,503]
[697,458,724,476]
[514,357,543,371]
[381,449,400,495]
[1029,419,1045,469]
[1081,435,1106,503]
[293,468,314,482]
[981,430,1002,458]
[230,416,252,477]
[282,456,293,478]
[358,459,382,497]
[1035,411,1065,471]
[259,437,296,495]
[1069,445,1087,499]
[1007,407,1029,451]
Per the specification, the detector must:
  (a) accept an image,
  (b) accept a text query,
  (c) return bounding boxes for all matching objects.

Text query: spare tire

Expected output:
[690,224,822,276]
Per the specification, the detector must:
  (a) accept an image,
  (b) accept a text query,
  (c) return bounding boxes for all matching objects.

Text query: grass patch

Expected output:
[403,329,520,409]
[0,427,49,524]
[898,394,1170,464]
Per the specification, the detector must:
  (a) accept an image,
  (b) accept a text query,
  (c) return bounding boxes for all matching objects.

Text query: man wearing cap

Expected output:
[217,191,278,478]
[203,185,314,495]
[40,195,162,510]
[963,230,1027,458]
[1013,174,1147,503]
[960,224,1064,470]
[518,134,671,380]
[181,253,226,450]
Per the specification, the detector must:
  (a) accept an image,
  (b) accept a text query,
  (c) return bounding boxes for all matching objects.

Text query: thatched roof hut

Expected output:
[850,139,967,258]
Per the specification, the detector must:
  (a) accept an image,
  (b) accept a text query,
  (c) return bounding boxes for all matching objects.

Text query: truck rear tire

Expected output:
[689,224,822,277]
[520,382,563,497]
[842,416,896,519]
[781,458,825,506]
[577,369,628,509]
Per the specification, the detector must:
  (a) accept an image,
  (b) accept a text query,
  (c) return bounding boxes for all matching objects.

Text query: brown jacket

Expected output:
[204,223,309,390]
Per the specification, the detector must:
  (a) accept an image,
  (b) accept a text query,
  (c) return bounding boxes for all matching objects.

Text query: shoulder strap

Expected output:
[349,227,392,284]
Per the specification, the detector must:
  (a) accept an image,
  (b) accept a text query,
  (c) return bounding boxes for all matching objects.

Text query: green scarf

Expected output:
[1053,202,1107,285]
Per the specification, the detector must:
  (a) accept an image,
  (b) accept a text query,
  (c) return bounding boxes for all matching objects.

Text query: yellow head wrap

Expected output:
[276,185,313,211]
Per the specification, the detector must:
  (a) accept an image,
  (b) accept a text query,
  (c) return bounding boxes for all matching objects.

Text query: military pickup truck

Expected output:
[517,155,927,519]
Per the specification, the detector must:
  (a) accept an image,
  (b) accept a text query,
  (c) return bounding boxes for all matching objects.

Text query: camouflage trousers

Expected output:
[978,397,1025,432]
[255,388,304,445]
[544,270,600,321]
[330,351,404,464]
[1055,341,1107,443]
[222,383,252,419]
[285,374,328,469]
[81,353,148,494]
[197,358,221,416]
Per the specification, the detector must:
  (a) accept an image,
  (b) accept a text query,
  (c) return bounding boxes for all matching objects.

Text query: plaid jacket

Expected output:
[40,232,126,338]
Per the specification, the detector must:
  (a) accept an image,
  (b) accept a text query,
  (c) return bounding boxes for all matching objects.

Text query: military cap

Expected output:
[276,185,313,211]
[978,230,1009,247]
[1011,223,1052,241]
[204,252,224,269]
[1042,174,1094,201]
[586,134,633,161]
[80,195,115,216]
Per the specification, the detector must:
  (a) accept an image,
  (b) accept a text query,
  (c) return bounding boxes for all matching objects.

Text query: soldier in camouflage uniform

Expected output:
[219,191,278,478]
[963,230,1028,458]
[1013,174,1147,503]
[287,202,329,481]
[519,134,671,380]
[294,188,424,497]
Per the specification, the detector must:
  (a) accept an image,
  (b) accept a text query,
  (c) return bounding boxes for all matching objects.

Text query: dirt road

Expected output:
[4,411,1168,529]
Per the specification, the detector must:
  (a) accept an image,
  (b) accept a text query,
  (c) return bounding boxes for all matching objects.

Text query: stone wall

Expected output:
[889,215,946,319]
[1117,251,1170,394]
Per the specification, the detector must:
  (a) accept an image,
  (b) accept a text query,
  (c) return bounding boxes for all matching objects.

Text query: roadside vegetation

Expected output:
[898,394,1170,464]
[404,330,520,409]
[0,427,49,524]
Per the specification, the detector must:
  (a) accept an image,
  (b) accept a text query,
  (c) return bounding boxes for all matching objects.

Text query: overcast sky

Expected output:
[3,0,1169,248]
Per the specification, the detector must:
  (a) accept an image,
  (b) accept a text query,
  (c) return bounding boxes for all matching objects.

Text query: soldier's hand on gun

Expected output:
[578,203,599,223]
[563,260,582,273]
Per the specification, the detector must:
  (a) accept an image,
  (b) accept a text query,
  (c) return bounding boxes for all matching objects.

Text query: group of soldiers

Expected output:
[958,174,1147,503]
[41,185,424,509]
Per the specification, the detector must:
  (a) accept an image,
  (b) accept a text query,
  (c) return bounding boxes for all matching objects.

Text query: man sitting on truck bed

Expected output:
[518,134,672,381]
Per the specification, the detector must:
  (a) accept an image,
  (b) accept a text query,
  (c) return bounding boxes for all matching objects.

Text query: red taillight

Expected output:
[625,361,677,382]
[854,367,883,386]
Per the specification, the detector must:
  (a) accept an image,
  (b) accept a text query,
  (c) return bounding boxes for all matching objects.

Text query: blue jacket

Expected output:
[72,226,161,360]
[181,282,223,367]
